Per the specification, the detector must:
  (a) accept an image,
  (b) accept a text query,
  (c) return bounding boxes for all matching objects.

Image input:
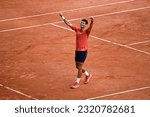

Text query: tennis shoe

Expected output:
[71,82,79,89]
[84,74,92,84]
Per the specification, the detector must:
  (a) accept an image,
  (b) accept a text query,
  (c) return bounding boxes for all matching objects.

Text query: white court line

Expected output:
[0,83,38,100]
[0,22,52,33]
[127,40,150,46]
[0,6,150,33]
[0,0,134,23]
[86,86,150,100]
[54,5,150,24]
[91,35,150,55]
[51,23,73,32]
[51,23,150,55]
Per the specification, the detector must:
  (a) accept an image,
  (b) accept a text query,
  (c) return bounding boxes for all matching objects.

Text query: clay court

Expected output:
[0,0,150,100]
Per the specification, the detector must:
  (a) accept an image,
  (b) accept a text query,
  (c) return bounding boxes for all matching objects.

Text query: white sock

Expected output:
[84,71,89,76]
[76,78,81,84]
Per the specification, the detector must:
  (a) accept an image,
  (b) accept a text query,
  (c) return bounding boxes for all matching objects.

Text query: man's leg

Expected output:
[76,62,88,75]
[76,62,83,78]
[76,62,92,84]
[76,62,91,83]
[71,62,83,89]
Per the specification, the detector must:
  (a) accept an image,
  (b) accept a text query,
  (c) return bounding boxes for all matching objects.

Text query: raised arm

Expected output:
[59,13,73,28]
[87,16,94,32]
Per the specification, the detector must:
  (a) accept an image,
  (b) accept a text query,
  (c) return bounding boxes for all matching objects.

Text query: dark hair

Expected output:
[81,19,88,25]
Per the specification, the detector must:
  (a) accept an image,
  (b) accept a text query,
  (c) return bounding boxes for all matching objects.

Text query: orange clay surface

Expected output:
[0,0,150,100]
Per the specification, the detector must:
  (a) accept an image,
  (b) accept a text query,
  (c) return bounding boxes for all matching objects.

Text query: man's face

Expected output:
[80,21,87,28]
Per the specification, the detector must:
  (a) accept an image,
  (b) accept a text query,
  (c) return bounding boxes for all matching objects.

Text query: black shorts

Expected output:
[75,50,87,63]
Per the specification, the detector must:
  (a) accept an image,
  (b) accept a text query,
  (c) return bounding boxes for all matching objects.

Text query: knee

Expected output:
[76,64,82,70]
[76,65,82,70]
[75,63,78,69]
[76,65,80,69]
[76,65,79,69]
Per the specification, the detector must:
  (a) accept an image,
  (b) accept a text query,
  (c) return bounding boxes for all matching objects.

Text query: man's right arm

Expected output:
[59,13,73,28]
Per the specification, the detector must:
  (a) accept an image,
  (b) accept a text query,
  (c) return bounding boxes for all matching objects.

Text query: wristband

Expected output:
[62,16,65,20]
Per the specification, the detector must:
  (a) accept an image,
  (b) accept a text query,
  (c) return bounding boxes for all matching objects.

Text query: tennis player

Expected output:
[59,13,94,89]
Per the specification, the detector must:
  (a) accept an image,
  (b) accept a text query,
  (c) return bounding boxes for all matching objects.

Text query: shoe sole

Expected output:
[70,86,79,89]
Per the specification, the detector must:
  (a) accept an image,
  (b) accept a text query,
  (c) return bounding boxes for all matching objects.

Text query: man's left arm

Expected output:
[87,16,94,33]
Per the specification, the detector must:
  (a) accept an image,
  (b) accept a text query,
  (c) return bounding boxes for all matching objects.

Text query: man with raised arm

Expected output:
[59,13,94,89]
